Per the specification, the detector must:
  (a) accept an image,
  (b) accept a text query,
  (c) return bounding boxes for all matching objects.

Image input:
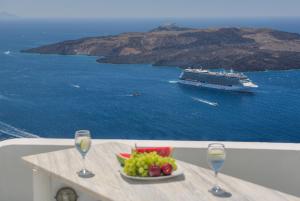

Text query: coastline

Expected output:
[22,25,300,72]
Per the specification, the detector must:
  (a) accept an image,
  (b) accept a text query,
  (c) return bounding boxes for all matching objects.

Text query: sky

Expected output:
[1,0,300,18]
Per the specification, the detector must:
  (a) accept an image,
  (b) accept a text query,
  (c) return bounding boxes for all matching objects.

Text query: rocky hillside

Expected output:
[23,25,300,71]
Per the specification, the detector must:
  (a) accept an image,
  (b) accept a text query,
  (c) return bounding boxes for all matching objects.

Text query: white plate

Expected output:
[120,166,184,181]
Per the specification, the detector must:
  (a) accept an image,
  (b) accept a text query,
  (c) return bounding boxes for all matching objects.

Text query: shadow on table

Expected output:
[120,174,186,185]
[209,189,232,198]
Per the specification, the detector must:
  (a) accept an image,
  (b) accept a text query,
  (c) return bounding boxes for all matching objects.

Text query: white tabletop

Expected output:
[23,142,299,201]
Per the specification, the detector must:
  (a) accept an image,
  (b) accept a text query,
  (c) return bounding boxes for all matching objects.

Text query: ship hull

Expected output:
[178,80,257,92]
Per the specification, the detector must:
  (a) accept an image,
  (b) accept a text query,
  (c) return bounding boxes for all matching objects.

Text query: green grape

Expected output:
[123,151,177,176]
[138,167,144,175]
[141,172,148,177]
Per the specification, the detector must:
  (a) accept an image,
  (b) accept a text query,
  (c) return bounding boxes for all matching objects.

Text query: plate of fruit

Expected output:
[116,147,183,180]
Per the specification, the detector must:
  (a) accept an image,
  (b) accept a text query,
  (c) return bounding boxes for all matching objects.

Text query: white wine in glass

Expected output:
[207,143,226,196]
[75,130,94,178]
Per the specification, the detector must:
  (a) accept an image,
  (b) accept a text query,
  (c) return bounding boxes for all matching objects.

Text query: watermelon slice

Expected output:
[116,153,131,166]
[134,147,173,157]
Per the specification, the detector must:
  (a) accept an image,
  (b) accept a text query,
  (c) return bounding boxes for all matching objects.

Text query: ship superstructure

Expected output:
[179,69,258,91]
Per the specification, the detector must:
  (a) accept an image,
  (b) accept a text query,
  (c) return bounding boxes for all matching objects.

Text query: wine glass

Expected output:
[207,143,226,196]
[75,130,94,178]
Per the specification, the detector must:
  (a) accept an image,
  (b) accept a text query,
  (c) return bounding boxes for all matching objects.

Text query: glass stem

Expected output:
[214,171,219,187]
[82,155,86,171]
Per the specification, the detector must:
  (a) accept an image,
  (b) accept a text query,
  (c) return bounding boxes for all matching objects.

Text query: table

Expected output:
[23,142,300,201]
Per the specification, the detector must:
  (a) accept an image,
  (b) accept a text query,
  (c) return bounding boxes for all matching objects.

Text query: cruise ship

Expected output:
[179,69,258,91]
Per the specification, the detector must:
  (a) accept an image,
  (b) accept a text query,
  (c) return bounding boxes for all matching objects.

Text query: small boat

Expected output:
[132,92,141,97]
[4,51,11,55]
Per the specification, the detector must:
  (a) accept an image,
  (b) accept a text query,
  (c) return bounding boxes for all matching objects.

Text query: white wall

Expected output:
[0,138,299,201]
[0,142,71,201]
[173,147,300,198]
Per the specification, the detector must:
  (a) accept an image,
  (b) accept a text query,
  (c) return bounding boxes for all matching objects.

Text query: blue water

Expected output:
[1,18,300,142]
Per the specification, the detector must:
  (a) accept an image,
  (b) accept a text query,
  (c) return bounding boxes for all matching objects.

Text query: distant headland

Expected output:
[0,11,19,20]
[22,24,300,71]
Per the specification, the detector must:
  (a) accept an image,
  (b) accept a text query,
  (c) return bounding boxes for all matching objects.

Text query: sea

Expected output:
[0,18,300,142]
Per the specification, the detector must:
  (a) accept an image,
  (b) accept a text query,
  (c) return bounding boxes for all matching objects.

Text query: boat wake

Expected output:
[71,84,80,89]
[122,92,141,97]
[192,97,218,107]
[168,80,178,84]
[0,121,39,139]
[3,50,11,55]
[0,94,10,101]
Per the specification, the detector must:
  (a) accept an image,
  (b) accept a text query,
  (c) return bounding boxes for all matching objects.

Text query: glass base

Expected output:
[209,185,231,197]
[77,169,95,178]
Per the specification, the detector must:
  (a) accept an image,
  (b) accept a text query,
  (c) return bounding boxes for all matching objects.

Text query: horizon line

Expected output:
[2,16,300,20]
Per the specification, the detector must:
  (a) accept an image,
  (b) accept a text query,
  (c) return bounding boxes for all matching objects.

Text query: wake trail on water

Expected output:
[192,97,218,107]
[0,94,10,101]
[3,50,11,55]
[0,121,39,139]
[71,84,80,88]
[168,80,178,84]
